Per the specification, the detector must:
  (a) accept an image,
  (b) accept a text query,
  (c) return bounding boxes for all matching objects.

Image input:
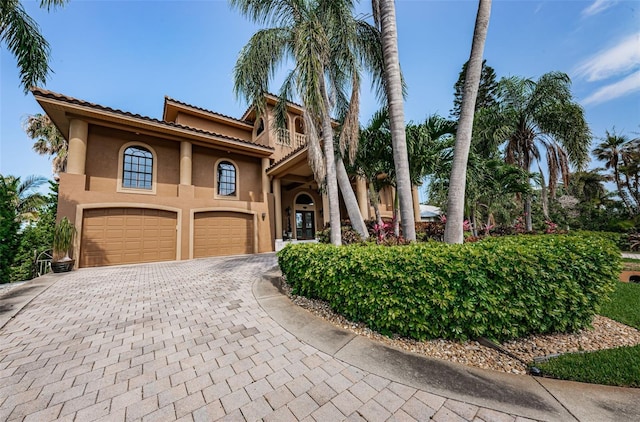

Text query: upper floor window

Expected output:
[256,118,265,136]
[217,160,237,197]
[123,146,153,189]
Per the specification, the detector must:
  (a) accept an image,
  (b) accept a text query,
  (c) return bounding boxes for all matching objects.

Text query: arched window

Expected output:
[217,160,237,197]
[256,118,265,136]
[122,146,153,189]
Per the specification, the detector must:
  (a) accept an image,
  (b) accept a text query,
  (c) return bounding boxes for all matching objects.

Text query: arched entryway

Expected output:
[294,193,316,240]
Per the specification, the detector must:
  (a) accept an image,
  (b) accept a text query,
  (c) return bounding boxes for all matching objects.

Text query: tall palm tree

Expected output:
[444,0,492,244]
[620,137,640,210]
[23,113,67,178]
[1,0,66,92]
[231,0,381,244]
[593,130,636,213]
[372,0,416,241]
[352,108,390,226]
[478,72,591,231]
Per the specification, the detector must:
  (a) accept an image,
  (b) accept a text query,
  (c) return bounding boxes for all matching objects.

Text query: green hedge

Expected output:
[277,234,621,341]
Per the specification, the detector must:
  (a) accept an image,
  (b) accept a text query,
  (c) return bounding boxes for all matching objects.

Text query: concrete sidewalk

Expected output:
[0,254,638,421]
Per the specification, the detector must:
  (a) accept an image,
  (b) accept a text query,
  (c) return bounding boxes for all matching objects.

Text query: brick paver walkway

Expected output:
[0,254,533,421]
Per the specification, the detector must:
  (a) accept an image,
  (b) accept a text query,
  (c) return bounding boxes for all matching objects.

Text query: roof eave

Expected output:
[33,93,274,158]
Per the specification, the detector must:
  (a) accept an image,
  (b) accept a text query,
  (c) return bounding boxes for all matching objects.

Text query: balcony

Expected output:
[294,132,307,148]
[276,129,307,149]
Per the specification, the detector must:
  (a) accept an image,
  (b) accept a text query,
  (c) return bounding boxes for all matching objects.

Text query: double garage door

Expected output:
[80,208,254,267]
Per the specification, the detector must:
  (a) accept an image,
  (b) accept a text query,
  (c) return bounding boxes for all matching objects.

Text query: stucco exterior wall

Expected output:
[191,146,262,203]
[175,113,252,141]
[58,121,273,266]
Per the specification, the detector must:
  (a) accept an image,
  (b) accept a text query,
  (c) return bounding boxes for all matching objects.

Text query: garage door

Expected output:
[193,211,254,258]
[80,208,177,267]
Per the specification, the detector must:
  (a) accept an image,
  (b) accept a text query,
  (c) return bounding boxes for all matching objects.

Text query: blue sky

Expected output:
[1,0,639,198]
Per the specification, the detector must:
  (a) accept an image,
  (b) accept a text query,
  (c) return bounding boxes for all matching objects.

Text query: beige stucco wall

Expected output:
[175,113,252,141]
[85,126,180,196]
[191,145,262,203]
[58,121,274,265]
[280,187,323,239]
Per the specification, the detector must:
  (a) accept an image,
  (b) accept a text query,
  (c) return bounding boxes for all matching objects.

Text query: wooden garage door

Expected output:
[193,211,254,258]
[80,208,177,267]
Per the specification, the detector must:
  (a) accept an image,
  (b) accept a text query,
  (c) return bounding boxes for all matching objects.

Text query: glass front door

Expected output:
[295,211,315,240]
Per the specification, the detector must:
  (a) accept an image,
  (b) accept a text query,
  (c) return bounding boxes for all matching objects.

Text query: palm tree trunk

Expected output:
[378,0,416,242]
[539,168,550,220]
[470,203,478,237]
[524,196,533,231]
[444,0,492,244]
[319,79,342,246]
[393,188,400,237]
[336,158,369,239]
[614,169,634,214]
[368,182,384,227]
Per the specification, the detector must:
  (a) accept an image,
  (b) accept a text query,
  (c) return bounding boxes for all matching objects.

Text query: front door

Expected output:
[295,211,315,240]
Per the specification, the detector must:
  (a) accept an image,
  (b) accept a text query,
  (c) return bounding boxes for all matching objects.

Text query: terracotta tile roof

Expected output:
[267,143,308,171]
[240,93,305,121]
[164,96,253,126]
[32,88,273,151]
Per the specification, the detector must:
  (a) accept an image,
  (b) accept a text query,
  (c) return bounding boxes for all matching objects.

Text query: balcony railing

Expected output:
[294,132,307,149]
[276,129,307,149]
[276,129,291,146]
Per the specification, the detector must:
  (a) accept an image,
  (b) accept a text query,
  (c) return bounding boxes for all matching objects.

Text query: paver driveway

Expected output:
[0,254,535,421]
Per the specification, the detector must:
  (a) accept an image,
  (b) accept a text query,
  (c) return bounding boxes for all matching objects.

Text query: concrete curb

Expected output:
[254,271,640,422]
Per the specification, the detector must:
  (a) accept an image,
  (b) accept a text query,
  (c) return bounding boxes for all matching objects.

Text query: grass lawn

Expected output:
[600,282,640,329]
[535,282,640,386]
[534,345,640,387]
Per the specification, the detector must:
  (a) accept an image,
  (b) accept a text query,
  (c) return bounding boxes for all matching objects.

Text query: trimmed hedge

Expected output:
[277,234,621,341]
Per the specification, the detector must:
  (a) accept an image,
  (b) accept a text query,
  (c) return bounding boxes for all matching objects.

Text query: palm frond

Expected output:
[1,1,51,92]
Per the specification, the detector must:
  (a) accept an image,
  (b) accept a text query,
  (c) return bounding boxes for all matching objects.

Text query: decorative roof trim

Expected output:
[163,96,254,128]
[266,144,308,175]
[31,88,274,155]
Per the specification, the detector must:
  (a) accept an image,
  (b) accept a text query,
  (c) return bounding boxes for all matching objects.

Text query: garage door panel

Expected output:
[81,208,177,267]
[193,211,254,258]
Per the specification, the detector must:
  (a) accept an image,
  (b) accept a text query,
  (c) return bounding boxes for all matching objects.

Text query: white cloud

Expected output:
[582,70,640,105]
[581,0,617,17]
[575,33,640,82]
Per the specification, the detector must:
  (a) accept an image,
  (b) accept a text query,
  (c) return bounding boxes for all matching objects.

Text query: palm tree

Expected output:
[352,108,393,227]
[444,0,492,244]
[23,113,67,178]
[372,0,416,241]
[568,169,607,205]
[0,174,48,283]
[231,0,382,244]
[2,175,47,222]
[478,72,591,231]
[1,0,66,92]
[593,130,637,213]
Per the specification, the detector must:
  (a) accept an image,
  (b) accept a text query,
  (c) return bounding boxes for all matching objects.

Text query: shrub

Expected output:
[415,221,444,242]
[316,224,363,245]
[278,234,621,341]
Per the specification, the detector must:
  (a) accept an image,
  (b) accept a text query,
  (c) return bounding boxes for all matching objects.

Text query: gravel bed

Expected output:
[283,281,640,374]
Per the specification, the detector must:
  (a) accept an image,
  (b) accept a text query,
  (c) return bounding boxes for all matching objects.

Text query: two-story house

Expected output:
[33,88,422,268]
